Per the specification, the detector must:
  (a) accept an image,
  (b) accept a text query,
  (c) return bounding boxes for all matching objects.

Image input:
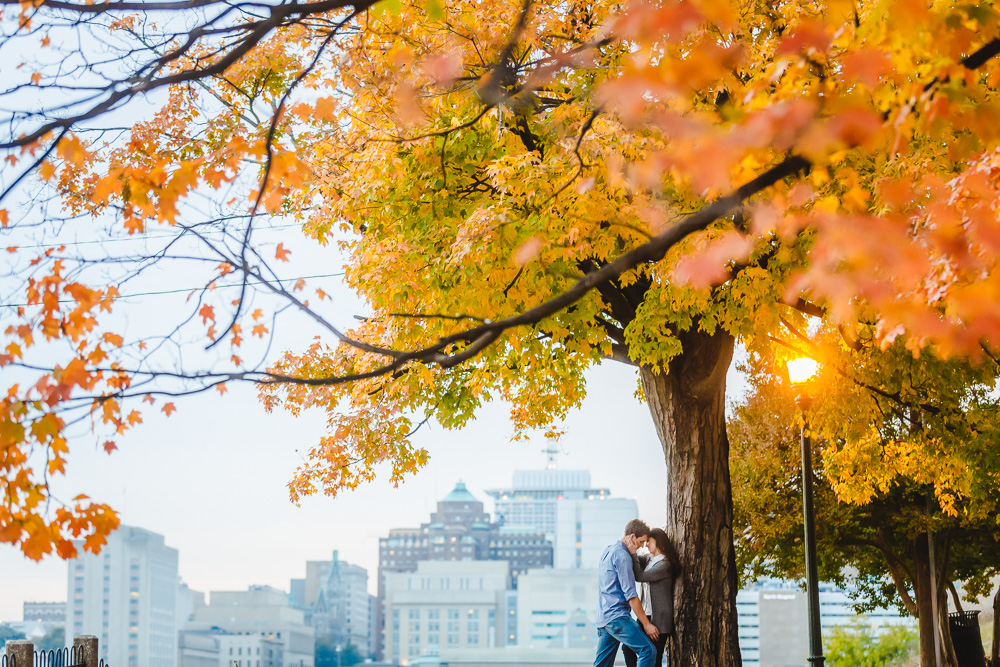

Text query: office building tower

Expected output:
[486,469,639,569]
[375,482,550,658]
[67,525,179,667]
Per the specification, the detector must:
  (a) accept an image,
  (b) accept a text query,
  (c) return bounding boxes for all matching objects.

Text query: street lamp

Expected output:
[786,356,825,667]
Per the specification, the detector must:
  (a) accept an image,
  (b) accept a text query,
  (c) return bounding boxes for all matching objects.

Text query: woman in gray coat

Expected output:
[622,528,679,667]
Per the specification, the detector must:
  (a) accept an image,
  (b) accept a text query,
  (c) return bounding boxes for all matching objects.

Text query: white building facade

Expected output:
[515,568,598,649]
[67,525,179,667]
[383,561,509,665]
[186,585,314,667]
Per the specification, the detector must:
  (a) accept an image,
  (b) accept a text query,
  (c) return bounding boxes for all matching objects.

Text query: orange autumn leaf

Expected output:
[275,243,291,261]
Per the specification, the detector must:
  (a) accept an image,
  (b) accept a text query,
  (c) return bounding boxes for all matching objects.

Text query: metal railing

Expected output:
[2,635,107,667]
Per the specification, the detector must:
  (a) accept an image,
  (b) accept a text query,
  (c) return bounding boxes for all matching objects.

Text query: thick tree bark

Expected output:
[639,328,741,667]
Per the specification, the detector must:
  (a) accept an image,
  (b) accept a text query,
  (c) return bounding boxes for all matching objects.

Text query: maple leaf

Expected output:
[38,161,56,181]
[198,304,215,324]
[102,441,117,454]
[673,232,755,288]
[841,49,892,88]
[275,243,291,261]
[513,237,544,266]
[162,403,176,417]
[777,20,830,56]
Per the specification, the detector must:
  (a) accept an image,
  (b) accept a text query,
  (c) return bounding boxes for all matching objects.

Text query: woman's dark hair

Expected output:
[648,528,681,577]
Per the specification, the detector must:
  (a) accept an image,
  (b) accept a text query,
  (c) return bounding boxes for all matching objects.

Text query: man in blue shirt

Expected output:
[594,519,658,667]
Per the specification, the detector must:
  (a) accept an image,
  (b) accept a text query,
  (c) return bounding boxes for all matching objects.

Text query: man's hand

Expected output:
[644,621,660,642]
[623,534,639,554]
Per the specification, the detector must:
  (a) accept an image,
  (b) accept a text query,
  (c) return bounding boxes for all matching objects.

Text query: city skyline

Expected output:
[0,359,686,623]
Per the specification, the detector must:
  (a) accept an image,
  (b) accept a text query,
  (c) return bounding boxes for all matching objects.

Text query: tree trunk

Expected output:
[913,534,960,667]
[639,328,741,667]
[991,586,1000,667]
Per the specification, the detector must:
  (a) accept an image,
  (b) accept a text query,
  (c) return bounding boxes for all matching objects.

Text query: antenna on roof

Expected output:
[543,440,559,470]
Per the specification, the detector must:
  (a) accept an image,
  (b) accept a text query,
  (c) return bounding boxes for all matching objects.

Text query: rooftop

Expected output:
[441,481,478,504]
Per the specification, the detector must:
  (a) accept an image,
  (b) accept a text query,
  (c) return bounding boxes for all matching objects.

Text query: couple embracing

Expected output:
[594,519,680,667]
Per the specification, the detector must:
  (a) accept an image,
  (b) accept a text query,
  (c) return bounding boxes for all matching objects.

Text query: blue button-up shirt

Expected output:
[596,540,638,628]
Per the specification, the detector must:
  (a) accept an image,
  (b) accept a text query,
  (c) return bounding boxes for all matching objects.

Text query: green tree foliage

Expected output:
[315,637,363,667]
[0,623,25,644]
[37,627,65,652]
[826,620,918,667]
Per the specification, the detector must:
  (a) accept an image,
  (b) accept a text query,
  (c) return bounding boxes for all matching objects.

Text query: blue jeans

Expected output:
[594,616,655,667]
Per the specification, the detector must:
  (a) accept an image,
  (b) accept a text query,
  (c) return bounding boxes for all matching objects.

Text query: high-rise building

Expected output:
[375,481,551,658]
[185,585,314,667]
[367,594,378,659]
[67,525,180,667]
[486,469,639,569]
[302,551,371,656]
[382,561,509,665]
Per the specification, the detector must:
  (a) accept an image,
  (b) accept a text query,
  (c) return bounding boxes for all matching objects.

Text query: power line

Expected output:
[0,272,345,309]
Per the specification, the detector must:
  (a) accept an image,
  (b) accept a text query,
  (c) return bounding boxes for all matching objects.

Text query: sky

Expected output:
[0,358,752,623]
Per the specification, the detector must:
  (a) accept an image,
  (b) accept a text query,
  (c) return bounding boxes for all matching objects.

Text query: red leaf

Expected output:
[673,232,754,288]
[102,441,117,454]
[777,20,830,56]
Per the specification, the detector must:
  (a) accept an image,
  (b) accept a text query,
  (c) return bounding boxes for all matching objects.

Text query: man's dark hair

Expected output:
[624,519,650,538]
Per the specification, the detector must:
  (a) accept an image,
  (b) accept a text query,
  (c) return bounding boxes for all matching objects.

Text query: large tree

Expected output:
[2,0,1000,665]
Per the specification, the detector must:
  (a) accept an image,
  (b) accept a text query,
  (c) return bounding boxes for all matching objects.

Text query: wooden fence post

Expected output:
[73,635,99,667]
[5,640,33,667]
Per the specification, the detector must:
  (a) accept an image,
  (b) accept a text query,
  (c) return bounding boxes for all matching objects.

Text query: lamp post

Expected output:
[787,357,825,667]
